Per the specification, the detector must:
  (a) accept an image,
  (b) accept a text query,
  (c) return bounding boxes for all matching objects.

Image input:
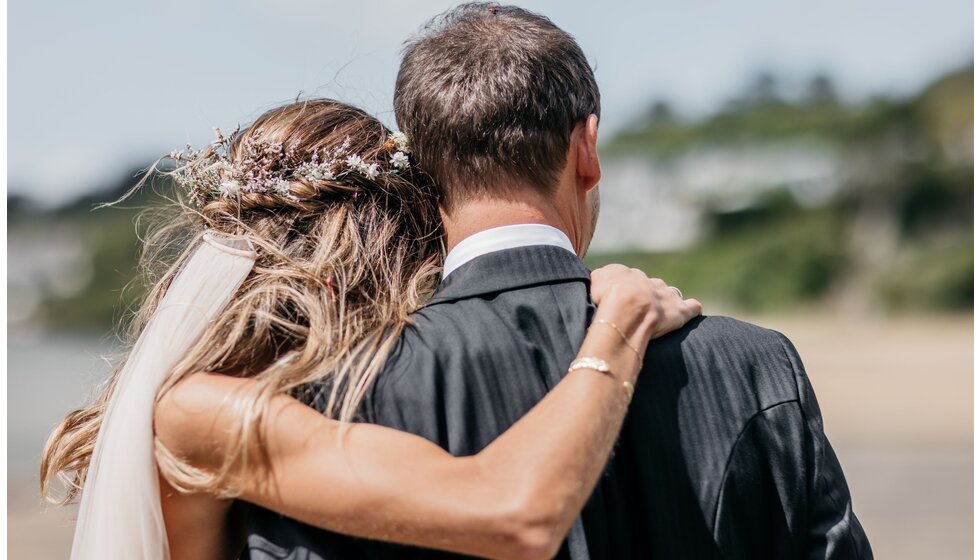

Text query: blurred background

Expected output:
[8,0,973,557]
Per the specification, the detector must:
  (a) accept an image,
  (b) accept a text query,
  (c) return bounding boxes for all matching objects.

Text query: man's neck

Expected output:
[443,196,582,255]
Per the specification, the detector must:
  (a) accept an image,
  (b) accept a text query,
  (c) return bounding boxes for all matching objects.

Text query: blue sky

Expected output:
[9,0,973,204]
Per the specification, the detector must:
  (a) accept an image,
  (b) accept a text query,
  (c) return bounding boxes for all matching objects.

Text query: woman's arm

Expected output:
[156,266,701,560]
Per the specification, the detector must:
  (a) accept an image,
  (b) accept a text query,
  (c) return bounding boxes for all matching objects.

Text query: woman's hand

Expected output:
[590,264,702,343]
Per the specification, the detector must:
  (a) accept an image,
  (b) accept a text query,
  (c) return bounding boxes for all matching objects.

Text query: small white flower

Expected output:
[334,137,352,157]
[390,151,410,170]
[298,166,319,180]
[298,163,336,182]
[273,180,291,195]
[389,132,410,152]
[361,162,380,179]
[345,154,363,169]
[218,180,241,197]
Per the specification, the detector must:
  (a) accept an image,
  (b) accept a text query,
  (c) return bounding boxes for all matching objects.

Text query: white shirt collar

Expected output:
[442,224,577,279]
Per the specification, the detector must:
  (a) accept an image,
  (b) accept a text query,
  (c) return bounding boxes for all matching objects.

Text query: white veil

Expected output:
[70,232,257,559]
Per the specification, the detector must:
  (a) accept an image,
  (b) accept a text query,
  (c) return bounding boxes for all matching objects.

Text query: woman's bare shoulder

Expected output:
[154,372,252,468]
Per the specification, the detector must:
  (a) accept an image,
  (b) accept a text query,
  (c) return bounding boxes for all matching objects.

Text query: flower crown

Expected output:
[168,127,412,207]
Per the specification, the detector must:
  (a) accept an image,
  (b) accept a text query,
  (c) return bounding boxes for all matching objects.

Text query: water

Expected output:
[9,331,117,479]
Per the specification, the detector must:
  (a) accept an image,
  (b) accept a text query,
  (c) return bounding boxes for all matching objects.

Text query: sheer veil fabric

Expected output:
[70,232,257,559]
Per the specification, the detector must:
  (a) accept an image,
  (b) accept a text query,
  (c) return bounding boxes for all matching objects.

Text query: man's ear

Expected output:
[575,114,601,192]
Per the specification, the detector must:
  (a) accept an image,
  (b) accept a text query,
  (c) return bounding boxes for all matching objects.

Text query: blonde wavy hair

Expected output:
[40,99,444,501]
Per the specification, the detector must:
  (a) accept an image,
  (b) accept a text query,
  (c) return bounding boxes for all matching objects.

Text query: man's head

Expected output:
[394,3,602,252]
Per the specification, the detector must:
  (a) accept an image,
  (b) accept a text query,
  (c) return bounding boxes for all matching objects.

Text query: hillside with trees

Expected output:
[8,66,973,332]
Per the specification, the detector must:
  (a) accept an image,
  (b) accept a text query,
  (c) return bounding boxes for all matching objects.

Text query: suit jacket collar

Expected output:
[426,245,591,307]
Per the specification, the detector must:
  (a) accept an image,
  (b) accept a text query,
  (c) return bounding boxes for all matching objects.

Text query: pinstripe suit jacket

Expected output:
[244,245,873,559]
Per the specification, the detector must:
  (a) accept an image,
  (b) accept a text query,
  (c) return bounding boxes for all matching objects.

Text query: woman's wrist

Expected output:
[577,320,643,385]
[596,290,659,342]
[591,319,643,363]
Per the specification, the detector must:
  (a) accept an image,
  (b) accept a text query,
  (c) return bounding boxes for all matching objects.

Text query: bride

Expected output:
[41,99,701,559]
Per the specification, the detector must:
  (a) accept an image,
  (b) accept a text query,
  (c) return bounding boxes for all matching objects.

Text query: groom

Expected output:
[247,3,873,558]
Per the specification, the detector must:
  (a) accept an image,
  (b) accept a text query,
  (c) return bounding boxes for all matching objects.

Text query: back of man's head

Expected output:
[394,3,600,210]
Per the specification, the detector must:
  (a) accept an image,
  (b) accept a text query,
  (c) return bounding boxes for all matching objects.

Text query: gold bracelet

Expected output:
[592,318,643,364]
[568,357,635,406]
[622,379,635,405]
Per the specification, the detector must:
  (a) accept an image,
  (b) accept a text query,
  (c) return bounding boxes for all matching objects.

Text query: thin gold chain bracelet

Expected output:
[592,318,643,364]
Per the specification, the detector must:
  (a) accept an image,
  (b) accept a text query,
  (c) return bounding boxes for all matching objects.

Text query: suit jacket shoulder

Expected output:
[629,315,871,559]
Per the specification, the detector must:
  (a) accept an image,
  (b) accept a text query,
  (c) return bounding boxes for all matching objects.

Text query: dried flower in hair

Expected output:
[361,163,381,180]
[168,128,414,207]
[390,151,410,170]
[389,132,410,153]
[219,180,241,198]
[345,154,364,169]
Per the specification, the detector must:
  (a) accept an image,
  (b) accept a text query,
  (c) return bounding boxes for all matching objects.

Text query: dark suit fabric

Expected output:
[244,245,872,560]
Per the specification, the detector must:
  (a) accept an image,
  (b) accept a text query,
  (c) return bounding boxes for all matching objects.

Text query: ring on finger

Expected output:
[668,286,683,299]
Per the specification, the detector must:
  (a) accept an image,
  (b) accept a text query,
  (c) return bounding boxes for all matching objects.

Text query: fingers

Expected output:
[648,284,701,339]
[589,264,643,305]
[590,264,702,340]
[684,298,703,318]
